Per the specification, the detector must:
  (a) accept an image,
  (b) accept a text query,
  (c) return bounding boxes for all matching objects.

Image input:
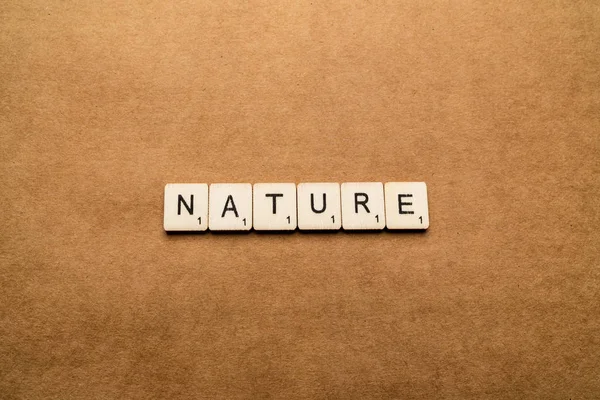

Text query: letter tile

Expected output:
[384,182,429,230]
[209,183,252,231]
[253,183,297,231]
[164,183,208,231]
[341,182,385,230]
[297,183,341,230]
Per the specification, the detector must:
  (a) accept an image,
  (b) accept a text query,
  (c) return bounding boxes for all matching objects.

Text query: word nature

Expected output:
[164,182,429,232]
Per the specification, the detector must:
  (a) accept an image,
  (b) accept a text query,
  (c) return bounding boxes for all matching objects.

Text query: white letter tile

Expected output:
[209,183,252,231]
[253,183,297,231]
[341,182,385,230]
[384,182,429,230]
[297,183,341,230]
[164,183,208,231]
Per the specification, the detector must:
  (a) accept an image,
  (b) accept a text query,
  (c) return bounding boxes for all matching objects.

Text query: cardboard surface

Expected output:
[1,0,599,398]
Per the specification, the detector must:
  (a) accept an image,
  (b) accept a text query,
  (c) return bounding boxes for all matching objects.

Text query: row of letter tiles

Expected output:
[164,182,429,232]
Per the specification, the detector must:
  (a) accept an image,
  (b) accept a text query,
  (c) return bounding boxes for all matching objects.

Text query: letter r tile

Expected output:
[341,182,385,230]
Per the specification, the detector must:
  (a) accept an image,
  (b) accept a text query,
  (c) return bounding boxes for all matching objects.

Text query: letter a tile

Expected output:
[209,183,252,231]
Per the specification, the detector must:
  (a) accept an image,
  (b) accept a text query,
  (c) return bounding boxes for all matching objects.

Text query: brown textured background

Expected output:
[1,0,599,398]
